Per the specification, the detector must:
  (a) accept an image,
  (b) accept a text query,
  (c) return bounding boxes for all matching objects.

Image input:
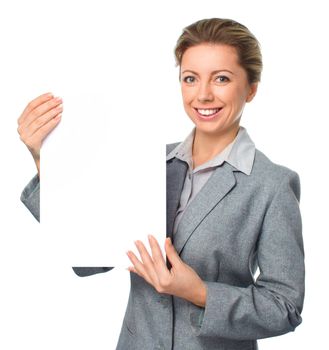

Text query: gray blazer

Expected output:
[21,143,305,350]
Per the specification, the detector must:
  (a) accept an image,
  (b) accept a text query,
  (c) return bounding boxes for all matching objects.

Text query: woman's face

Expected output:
[180,43,258,137]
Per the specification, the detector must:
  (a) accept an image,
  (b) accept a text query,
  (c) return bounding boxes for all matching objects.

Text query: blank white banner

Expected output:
[41,91,166,266]
[2,0,169,266]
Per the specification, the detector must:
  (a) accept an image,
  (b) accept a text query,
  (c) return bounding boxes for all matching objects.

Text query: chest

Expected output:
[175,180,268,286]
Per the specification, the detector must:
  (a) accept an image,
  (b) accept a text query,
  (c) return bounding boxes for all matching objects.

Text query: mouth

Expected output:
[194,107,223,120]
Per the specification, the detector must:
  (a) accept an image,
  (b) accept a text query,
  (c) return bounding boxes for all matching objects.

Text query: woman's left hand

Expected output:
[126,235,207,307]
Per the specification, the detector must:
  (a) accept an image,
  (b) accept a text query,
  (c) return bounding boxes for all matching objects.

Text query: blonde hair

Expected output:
[174,18,262,84]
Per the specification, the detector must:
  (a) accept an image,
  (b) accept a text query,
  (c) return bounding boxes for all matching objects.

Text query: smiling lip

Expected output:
[194,107,223,120]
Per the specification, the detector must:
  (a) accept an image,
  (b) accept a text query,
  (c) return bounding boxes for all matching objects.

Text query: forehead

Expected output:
[181,43,240,72]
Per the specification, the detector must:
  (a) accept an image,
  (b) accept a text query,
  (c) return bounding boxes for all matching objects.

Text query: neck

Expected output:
[192,121,240,159]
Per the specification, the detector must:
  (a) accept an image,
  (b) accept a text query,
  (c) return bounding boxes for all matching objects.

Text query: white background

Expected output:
[0,0,328,349]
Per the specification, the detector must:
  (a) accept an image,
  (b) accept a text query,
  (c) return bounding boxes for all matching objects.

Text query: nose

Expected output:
[197,82,214,103]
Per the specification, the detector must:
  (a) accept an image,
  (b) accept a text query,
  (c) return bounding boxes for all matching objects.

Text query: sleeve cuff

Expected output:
[189,281,221,337]
[72,267,114,277]
[20,173,40,222]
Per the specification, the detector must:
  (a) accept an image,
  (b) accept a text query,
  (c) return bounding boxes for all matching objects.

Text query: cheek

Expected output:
[181,86,196,103]
[214,86,236,102]
[221,85,248,107]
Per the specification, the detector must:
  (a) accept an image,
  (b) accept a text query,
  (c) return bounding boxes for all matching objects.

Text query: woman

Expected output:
[18,18,304,350]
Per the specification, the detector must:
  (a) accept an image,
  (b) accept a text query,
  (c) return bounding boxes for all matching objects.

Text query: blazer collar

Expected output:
[166,126,256,255]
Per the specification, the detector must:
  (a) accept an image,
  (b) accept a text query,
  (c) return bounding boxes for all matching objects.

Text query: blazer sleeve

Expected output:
[193,170,305,340]
[20,173,40,222]
[20,175,114,276]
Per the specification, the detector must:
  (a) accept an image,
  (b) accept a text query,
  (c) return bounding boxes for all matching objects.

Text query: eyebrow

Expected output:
[181,69,234,75]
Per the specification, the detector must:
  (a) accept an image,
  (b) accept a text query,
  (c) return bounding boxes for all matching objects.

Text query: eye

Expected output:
[183,76,195,84]
[216,75,230,83]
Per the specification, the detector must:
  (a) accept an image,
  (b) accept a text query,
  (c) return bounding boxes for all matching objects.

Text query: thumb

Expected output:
[165,238,181,267]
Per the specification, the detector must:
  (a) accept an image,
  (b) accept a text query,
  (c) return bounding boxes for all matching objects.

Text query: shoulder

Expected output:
[252,148,301,201]
[253,148,300,180]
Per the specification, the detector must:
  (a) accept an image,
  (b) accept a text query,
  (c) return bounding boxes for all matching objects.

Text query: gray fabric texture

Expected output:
[20,173,40,222]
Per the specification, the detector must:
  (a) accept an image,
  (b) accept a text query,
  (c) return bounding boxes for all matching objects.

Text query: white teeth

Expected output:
[197,108,220,116]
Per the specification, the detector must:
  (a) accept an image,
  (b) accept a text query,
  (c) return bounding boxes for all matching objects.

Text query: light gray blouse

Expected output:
[166,125,256,235]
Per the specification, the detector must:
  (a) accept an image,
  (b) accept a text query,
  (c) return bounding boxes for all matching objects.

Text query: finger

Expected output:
[27,114,62,146]
[22,96,63,127]
[126,250,153,285]
[135,240,154,266]
[148,235,166,266]
[164,237,182,267]
[147,235,172,287]
[27,104,63,137]
[18,92,54,124]
[127,266,142,276]
[134,240,160,284]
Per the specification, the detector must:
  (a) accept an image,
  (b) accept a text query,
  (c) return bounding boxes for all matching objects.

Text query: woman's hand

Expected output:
[126,235,207,307]
[17,92,63,177]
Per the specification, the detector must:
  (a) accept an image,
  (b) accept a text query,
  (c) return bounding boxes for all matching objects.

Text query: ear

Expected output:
[246,83,258,103]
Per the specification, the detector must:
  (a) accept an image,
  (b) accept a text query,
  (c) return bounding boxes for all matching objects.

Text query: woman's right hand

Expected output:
[17,92,63,177]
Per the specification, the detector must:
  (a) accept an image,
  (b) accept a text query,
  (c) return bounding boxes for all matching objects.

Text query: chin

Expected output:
[193,118,224,129]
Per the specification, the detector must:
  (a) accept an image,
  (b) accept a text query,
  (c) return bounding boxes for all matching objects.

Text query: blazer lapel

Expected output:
[166,158,188,239]
[172,161,237,255]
